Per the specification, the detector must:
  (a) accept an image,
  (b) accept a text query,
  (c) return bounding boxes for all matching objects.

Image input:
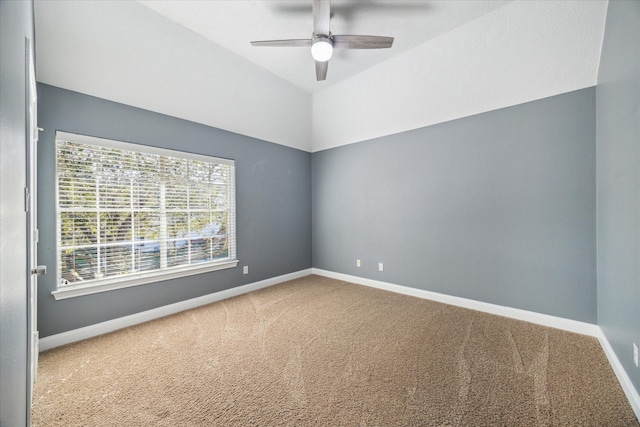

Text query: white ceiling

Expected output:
[34,1,608,152]
[137,0,511,93]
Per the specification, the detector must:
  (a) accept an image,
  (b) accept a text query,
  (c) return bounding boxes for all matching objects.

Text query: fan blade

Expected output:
[315,60,328,81]
[313,0,331,36]
[251,39,312,47]
[332,35,394,49]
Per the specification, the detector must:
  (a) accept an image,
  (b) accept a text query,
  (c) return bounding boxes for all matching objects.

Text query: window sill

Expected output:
[52,259,239,300]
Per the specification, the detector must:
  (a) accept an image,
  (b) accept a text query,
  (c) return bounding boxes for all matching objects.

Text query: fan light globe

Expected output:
[311,37,333,62]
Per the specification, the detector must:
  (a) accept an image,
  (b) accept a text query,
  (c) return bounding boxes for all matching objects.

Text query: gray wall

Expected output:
[597,0,640,395]
[0,0,33,425]
[313,88,597,323]
[37,84,312,338]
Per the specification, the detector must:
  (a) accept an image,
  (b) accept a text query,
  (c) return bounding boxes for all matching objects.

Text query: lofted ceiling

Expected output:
[136,0,511,93]
[34,1,608,152]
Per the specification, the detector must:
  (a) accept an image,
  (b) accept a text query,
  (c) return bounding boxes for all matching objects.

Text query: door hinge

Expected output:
[24,187,30,212]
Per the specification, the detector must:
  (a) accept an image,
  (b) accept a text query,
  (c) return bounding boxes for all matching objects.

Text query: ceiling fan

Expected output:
[250,0,394,81]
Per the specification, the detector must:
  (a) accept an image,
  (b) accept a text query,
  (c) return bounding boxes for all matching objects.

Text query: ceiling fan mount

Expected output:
[251,0,394,81]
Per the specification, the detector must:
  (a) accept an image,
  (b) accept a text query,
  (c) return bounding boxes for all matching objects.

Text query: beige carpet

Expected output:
[32,275,639,426]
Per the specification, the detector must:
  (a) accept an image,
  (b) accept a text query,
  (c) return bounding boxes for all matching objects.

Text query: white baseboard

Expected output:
[312,268,599,337]
[596,329,640,421]
[39,269,312,352]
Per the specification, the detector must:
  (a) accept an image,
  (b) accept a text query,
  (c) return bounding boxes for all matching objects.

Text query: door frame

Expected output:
[26,35,39,423]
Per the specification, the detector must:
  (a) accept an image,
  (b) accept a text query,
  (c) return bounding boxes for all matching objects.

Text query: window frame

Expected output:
[52,131,238,300]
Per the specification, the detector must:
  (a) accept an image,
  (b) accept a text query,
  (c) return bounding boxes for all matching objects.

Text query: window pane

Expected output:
[103,244,133,279]
[133,180,160,209]
[58,176,96,208]
[162,156,188,182]
[189,184,211,210]
[165,183,188,210]
[211,212,229,259]
[99,179,131,209]
[188,212,210,263]
[100,212,132,243]
[167,212,188,239]
[60,247,98,283]
[60,212,97,247]
[134,212,160,242]
[167,240,189,268]
[135,243,160,273]
[211,184,229,210]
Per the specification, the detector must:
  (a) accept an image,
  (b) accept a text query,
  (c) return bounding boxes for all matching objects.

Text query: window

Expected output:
[53,132,237,299]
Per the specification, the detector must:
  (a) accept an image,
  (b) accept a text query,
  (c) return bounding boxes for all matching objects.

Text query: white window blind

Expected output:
[54,132,237,297]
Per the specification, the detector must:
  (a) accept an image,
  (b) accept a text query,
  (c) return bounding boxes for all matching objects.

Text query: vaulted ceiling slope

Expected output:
[34,1,607,153]
[313,0,608,151]
[35,0,313,151]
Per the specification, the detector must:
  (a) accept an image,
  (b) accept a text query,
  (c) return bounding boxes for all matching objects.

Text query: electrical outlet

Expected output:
[634,343,638,367]
[378,263,384,272]
[356,259,361,268]
[243,266,249,275]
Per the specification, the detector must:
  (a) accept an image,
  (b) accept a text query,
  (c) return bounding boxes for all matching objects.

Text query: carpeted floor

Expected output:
[32,275,639,426]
